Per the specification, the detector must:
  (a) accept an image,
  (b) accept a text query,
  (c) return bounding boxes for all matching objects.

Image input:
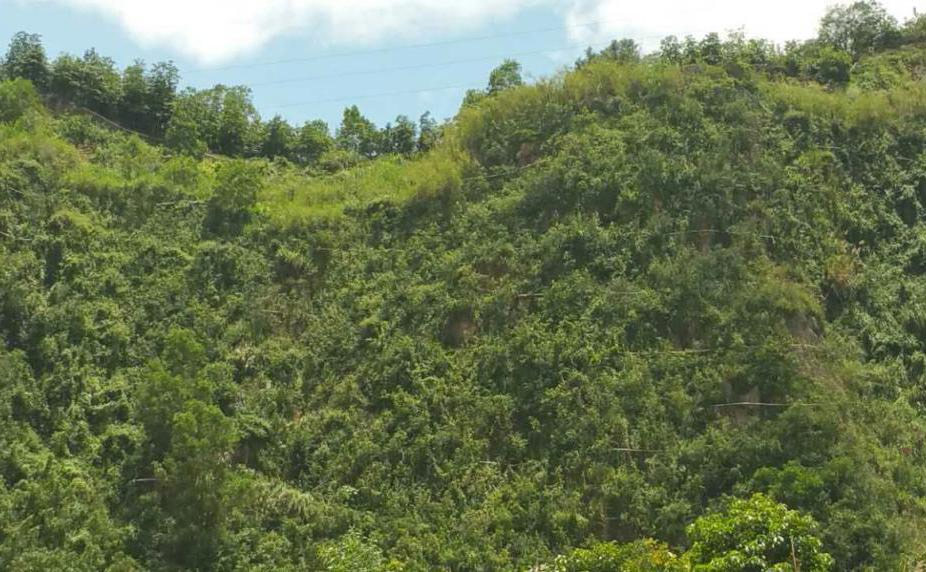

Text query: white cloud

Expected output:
[20,0,926,65]
[565,0,925,53]
[23,0,542,64]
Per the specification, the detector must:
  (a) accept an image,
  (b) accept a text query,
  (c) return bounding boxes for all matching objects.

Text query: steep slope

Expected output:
[3,37,926,571]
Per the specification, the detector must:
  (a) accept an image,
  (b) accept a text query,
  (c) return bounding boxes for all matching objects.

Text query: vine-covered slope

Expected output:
[3,5,926,570]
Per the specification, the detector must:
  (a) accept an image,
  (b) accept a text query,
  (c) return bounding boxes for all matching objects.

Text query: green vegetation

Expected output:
[1,31,437,164]
[552,494,833,570]
[3,1,926,569]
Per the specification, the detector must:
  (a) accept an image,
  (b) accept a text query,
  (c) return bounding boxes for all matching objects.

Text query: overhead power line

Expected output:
[270,83,475,109]
[164,28,664,114]
[249,41,604,88]
[185,19,662,74]
[244,38,645,110]
[264,36,648,109]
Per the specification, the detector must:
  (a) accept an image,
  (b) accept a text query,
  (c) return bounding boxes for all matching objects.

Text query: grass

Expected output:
[259,147,467,225]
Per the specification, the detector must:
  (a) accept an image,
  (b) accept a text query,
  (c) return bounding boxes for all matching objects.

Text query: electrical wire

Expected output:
[249,41,602,88]
[271,82,474,109]
[185,18,662,74]
[262,36,626,109]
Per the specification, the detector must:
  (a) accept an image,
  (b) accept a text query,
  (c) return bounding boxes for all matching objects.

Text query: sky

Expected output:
[2,0,925,129]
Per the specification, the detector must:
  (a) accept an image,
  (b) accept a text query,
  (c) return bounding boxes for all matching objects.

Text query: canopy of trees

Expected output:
[2,2,926,570]
[0,34,440,166]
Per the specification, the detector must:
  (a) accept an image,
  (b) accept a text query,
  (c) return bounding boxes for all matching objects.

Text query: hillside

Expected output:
[3,3,926,570]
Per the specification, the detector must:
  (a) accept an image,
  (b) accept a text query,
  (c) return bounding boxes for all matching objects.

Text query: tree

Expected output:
[698,32,724,65]
[417,111,439,152]
[293,119,333,164]
[381,114,417,155]
[145,61,179,136]
[49,49,122,114]
[318,530,387,572]
[136,328,208,455]
[487,59,523,95]
[155,399,236,568]
[553,540,685,571]
[582,39,641,67]
[901,10,926,44]
[660,36,684,63]
[461,88,486,108]
[119,60,149,131]
[818,0,900,58]
[0,78,41,122]
[165,85,260,157]
[261,115,295,159]
[204,159,264,236]
[686,494,834,571]
[336,105,380,158]
[2,32,48,89]
[804,45,853,86]
[608,38,641,63]
[462,59,524,107]
[217,85,261,156]
[135,329,237,569]
[164,90,209,157]
[48,54,82,102]
[165,89,209,156]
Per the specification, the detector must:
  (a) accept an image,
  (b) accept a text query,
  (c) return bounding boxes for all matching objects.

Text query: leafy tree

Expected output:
[553,540,685,571]
[316,147,363,173]
[462,59,525,107]
[204,159,264,236]
[48,54,83,102]
[901,10,926,44]
[2,34,177,138]
[686,494,834,571]
[119,60,149,131]
[318,530,387,572]
[578,39,641,68]
[336,105,380,158]
[381,114,417,155]
[487,58,524,95]
[217,85,260,156]
[261,114,295,159]
[681,34,701,61]
[136,328,208,454]
[155,399,236,568]
[0,78,41,122]
[601,38,641,64]
[660,35,684,63]
[165,87,211,156]
[49,49,123,115]
[293,119,333,164]
[818,0,900,58]
[2,32,48,89]
[698,32,724,65]
[115,59,178,136]
[144,61,179,136]
[53,49,122,114]
[804,44,854,85]
[416,111,439,152]
[165,85,261,157]
[0,456,139,570]
[134,329,237,569]
[461,88,487,108]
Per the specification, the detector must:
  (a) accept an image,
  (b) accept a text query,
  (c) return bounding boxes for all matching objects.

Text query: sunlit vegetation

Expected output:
[3,1,926,569]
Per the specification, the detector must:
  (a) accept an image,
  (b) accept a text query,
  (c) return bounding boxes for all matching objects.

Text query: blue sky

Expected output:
[2,0,924,129]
